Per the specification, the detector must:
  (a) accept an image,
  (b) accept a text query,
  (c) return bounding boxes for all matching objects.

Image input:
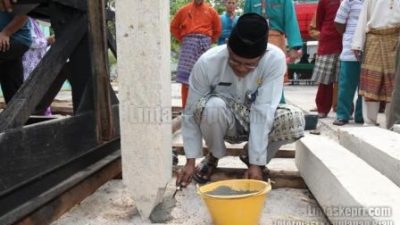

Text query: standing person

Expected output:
[332,0,364,126]
[170,0,221,109]
[352,0,400,127]
[311,0,342,118]
[22,18,54,80]
[244,0,303,84]
[217,0,239,45]
[176,13,304,186]
[0,12,31,104]
[22,18,55,115]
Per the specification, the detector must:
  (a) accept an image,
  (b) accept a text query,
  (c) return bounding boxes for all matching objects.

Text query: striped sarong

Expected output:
[311,54,340,85]
[359,27,400,102]
[193,93,305,144]
[176,34,211,84]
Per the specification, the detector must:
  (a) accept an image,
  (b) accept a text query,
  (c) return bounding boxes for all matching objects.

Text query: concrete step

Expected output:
[338,127,400,187]
[172,129,295,158]
[296,135,400,223]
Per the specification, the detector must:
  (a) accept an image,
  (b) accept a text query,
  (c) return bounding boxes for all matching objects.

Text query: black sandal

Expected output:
[193,154,218,184]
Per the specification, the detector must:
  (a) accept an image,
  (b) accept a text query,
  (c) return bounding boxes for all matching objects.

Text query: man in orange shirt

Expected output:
[171,0,221,109]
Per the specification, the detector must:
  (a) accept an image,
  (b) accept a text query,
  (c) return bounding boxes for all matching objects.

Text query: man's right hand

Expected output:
[0,32,10,52]
[353,50,363,61]
[176,158,196,188]
[1,0,14,12]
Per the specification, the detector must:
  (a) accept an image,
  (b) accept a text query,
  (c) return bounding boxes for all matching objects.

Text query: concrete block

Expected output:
[339,127,400,187]
[116,0,171,220]
[296,135,400,223]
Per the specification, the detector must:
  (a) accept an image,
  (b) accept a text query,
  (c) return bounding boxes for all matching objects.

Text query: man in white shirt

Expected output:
[333,0,364,126]
[176,13,305,187]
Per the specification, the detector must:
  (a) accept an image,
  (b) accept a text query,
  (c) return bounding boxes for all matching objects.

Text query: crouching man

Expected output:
[177,13,305,187]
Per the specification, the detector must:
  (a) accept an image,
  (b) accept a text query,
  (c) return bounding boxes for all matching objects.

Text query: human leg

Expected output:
[194,97,236,183]
[200,97,236,158]
[362,97,380,125]
[0,42,28,103]
[315,83,333,117]
[354,95,363,123]
[385,102,392,129]
[335,61,361,124]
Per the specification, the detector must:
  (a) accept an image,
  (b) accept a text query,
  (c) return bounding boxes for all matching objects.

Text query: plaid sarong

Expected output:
[359,27,400,101]
[176,34,211,84]
[311,54,340,85]
[193,93,305,144]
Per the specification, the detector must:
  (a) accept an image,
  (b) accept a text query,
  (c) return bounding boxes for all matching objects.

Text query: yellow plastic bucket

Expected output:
[197,179,271,225]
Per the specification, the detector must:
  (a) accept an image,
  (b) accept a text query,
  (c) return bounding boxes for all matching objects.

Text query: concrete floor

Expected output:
[51,180,329,225]
[50,84,342,225]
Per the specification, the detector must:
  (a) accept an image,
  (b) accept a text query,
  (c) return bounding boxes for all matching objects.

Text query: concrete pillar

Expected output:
[116,0,171,220]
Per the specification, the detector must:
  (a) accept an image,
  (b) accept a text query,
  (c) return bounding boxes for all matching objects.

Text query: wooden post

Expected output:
[87,0,114,142]
[116,0,171,220]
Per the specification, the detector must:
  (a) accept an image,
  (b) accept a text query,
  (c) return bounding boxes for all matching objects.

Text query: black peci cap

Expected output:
[228,13,269,58]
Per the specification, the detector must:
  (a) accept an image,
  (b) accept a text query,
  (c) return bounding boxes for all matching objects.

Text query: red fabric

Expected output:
[295,3,318,41]
[315,83,333,114]
[181,84,189,109]
[315,0,342,55]
[170,2,222,43]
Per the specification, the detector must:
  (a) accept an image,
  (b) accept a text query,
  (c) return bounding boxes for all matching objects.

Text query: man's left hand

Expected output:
[244,165,263,180]
[0,31,10,52]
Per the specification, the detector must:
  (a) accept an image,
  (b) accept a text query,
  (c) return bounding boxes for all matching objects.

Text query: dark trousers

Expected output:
[315,83,333,114]
[0,41,29,103]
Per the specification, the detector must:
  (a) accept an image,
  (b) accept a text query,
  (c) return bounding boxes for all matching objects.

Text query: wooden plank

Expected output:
[0,15,87,132]
[87,0,114,142]
[173,130,296,158]
[0,114,97,196]
[0,107,120,225]
[173,158,305,189]
[13,152,121,225]
[0,106,120,197]
[50,101,73,115]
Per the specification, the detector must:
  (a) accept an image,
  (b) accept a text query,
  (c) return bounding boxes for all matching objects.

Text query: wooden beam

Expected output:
[87,0,114,142]
[14,153,121,225]
[33,64,68,115]
[0,15,87,132]
[172,166,306,189]
[0,107,120,225]
[53,0,87,11]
